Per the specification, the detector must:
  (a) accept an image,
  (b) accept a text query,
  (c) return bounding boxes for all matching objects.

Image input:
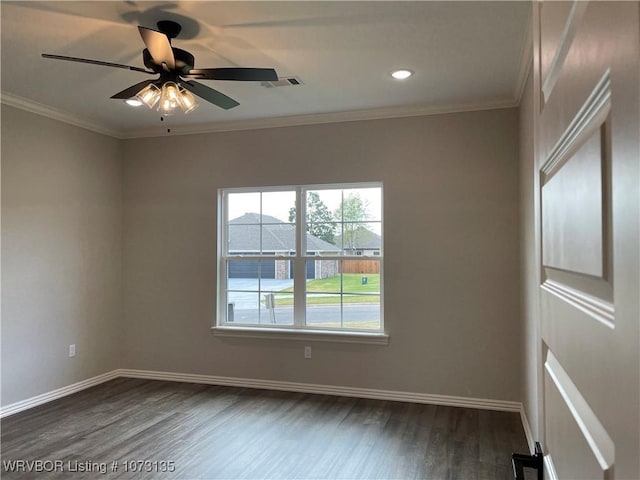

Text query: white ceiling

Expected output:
[1,1,531,138]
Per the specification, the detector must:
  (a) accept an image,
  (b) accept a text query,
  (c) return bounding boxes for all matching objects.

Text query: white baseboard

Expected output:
[0,370,120,418]
[1,368,522,419]
[519,406,536,453]
[519,408,558,480]
[118,369,522,412]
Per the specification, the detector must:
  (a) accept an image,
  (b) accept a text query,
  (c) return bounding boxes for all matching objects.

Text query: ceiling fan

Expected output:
[42,20,278,114]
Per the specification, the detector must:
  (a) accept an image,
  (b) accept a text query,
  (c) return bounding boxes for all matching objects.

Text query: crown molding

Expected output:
[121,98,518,139]
[514,8,534,105]
[2,90,518,140]
[1,92,123,139]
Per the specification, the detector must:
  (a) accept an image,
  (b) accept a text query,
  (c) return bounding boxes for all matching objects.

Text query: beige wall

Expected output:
[518,69,539,442]
[1,105,522,407]
[1,106,123,406]
[122,108,522,401]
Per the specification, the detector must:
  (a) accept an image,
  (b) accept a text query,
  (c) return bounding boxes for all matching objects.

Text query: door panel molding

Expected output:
[541,1,589,103]
[541,279,614,329]
[543,267,613,305]
[541,70,611,181]
[541,130,604,276]
[545,350,614,474]
[541,70,611,279]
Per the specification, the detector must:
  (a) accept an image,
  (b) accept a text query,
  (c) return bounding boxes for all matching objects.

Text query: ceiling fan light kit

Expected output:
[136,81,199,116]
[136,83,161,109]
[177,87,198,114]
[157,82,182,116]
[42,20,278,115]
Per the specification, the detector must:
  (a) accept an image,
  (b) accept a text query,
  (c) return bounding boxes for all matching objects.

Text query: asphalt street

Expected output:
[228,304,379,325]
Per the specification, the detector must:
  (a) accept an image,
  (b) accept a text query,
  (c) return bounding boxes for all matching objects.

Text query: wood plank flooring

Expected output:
[1,378,528,479]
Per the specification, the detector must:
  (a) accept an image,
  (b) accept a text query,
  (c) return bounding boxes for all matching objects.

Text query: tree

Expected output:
[334,193,369,253]
[289,192,336,244]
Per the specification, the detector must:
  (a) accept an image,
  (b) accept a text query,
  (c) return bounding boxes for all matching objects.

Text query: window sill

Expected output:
[211,326,389,345]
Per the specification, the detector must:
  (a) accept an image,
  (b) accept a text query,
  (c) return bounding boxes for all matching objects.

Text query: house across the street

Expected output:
[335,227,382,256]
[228,213,340,279]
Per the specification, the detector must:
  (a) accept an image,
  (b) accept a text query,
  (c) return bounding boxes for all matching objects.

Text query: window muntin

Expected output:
[219,183,383,333]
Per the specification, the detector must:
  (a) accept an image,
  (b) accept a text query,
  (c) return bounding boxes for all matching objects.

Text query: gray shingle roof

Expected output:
[229,213,340,253]
[335,227,382,249]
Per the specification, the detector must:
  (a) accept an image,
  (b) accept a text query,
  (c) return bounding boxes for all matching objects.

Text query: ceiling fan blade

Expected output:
[42,54,154,74]
[183,68,278,82]
[110,80,157,99]
[138,26,175,70]
[181,81,239,110]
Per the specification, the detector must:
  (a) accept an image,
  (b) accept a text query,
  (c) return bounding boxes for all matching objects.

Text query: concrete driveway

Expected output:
[227,278,294,310]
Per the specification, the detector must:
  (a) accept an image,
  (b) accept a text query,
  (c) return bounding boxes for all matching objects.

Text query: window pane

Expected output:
[337,187,382,222]
[306,294,342,328]
[339,224,382,256]
[306,260,340,327]
[227,260,294,325]
[332,187,382,255]
[306,222,339,254]
[227,259,261,324]
[304,260,381,329]
[227,261,260,289]
[343,295,380,330]
[261,260,294,325]
[262,191,296,223]
[306,260,340,288]
[306,189,342,223]
[343,266,380,326]
[227,292,260,324]
[262,223,295,254]
[335,190,364,223]
[228,224,260,254]
[261,282,294,326]
[341,263,380,293]
[228,192,260,221]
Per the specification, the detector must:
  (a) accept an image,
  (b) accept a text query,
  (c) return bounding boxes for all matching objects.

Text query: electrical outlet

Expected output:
[69,344,76,357]
[304,346,312,359]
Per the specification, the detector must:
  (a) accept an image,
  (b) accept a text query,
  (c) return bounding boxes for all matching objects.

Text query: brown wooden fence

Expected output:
[340,260,380,274]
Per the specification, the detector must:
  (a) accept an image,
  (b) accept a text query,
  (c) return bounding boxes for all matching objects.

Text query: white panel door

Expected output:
[533,1,639,479]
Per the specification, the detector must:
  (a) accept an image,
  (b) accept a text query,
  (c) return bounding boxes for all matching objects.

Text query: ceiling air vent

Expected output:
[261,76,304,88]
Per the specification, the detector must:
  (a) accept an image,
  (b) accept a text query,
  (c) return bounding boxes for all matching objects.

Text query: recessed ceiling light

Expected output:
[125,98,143,107]
[391,69,413,80]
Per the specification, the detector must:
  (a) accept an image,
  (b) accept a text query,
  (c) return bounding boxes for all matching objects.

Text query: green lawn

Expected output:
[273,274,380,306]
[308,273,380,294]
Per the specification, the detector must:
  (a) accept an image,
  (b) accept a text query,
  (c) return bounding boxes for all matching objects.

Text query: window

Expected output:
[218,183,383,335]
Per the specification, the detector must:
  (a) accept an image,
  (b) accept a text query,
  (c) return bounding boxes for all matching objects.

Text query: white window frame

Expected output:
[213,182,387,344]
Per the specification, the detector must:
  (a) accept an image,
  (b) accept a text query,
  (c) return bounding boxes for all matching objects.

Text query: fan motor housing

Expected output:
[157,20,182,39]
[143,48,194,74]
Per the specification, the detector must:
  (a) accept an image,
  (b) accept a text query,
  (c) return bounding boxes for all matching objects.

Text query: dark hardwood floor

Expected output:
[1,378,528,479]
